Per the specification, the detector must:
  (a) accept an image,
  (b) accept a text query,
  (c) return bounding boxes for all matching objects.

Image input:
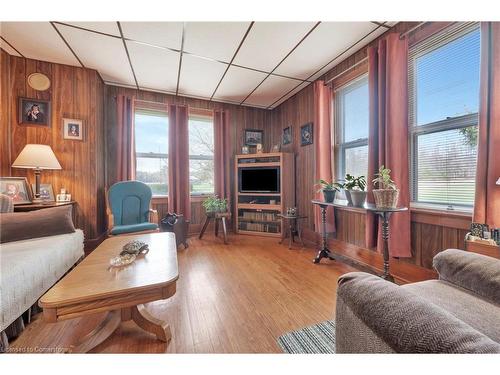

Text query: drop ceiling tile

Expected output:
[126,41,179,93]
[177,54,226,98]
[212,65,267,103]
[0,22,80,66]
[0,37,21,56]
[62,22,120,36]
[244,75,302,107]
[184,22,250,62]
[56,24,135,86]
[270,81,310,109]
[233,22,316,72]
[120,22,183,50]
[275,22,378,80]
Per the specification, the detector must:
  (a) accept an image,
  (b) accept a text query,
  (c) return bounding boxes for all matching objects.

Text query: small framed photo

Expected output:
[241,145,250,154]
[56,193,71,202]
[18,97,51,127]
[300,122,313,146]
[244,129,263,146]
[63,118,84,141]
[32,183,55,202]
[0,177,33,205]
[282,126,292,145]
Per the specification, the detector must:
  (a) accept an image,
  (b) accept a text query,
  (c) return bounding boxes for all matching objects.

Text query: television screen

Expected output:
[239,167,280,193]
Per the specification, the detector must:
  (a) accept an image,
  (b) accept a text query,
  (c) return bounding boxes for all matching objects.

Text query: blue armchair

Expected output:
[106,181,159,236]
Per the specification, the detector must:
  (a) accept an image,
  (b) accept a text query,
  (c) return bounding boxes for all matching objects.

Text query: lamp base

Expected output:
[32,197,43,203]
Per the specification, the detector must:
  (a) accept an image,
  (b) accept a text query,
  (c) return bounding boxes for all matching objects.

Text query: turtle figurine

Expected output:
[120,240,150,257]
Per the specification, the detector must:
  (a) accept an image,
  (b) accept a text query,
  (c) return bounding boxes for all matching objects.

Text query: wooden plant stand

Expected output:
[199,211,231,244]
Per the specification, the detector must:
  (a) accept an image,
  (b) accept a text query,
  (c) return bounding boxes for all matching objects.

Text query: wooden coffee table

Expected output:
[39,232,179,353]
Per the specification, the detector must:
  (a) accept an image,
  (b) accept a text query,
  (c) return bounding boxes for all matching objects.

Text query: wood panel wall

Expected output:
[0,51,106,239]
[105,85,272,231]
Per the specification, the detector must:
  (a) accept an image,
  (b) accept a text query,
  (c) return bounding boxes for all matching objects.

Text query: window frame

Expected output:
[188,112,215,197]
[408,22,480,210]
[334,73,369,180]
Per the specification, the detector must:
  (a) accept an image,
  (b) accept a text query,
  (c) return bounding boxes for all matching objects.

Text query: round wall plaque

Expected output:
[27,72,51,91]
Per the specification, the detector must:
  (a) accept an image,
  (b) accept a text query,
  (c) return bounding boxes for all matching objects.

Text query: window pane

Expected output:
[343,78,369,142]
[415,126,478,206]
[135,111,168,195]
[189,116,214,194]
[345,145,368,178]
[415,28,480,126]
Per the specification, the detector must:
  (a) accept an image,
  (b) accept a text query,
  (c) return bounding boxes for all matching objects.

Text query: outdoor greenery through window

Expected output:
[335,74,369,180]
[189,114,214,195]
[135,109,169,196]
[409,23,480,208]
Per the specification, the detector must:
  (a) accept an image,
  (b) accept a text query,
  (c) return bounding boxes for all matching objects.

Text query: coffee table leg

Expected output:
[131,304,171,342]
[70,310,121,353]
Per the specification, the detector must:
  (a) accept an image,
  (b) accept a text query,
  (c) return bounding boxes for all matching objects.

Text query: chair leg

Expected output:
[221,217,228,244]
[199,217,211,239]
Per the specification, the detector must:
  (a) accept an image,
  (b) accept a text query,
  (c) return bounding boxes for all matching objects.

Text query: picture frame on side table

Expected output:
[63,118,84,141]
[32,183,55,202]
[18,97,51,127]
[0,177,33,205]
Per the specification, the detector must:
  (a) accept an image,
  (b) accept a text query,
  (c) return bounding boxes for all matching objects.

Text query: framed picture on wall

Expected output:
[32,183,55,202]
[282,126,292,145]
[244,129,263,146]
[18,97,51,127]
[300,122,313,146]
[0,177,33,205]
[63,118,84,141]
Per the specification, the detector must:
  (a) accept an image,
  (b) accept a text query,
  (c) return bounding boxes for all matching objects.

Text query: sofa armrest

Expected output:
[336,272,500,353]
[433,249,500,304]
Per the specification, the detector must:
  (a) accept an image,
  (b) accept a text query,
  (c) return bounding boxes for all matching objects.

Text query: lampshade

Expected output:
[497,177,500,185]
[12,144,62,170]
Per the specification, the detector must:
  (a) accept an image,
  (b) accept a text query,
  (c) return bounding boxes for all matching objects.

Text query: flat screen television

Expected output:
[239,167,280,193]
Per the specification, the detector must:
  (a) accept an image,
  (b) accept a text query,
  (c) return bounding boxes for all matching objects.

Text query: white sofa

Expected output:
[0,230,84,337]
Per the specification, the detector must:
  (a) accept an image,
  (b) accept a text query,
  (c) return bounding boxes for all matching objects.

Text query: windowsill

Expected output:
[410,202,473,218]
[151,194,214,201]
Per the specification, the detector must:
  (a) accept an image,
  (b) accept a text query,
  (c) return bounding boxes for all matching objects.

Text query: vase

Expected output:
[344,190,353,205]
[373,189,399,209]
[322,189,336,203]
[349,190,367,208]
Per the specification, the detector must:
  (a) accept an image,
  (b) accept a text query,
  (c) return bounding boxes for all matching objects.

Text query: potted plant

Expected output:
[316,179,342,203]
[372,165,399,208]
[343,174,367,207]
[202,196,228,216]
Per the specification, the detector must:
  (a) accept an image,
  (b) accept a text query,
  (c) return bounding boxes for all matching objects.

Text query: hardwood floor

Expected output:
[10,234,357,353]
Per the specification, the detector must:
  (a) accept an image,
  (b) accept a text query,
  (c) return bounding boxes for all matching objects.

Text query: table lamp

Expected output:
[497,177,500,185]
[12,144,62,202]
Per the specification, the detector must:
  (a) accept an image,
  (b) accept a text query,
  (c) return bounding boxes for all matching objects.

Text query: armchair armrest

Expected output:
[335,272,500,353]
[433,249,500,304]
[149,209,158,225]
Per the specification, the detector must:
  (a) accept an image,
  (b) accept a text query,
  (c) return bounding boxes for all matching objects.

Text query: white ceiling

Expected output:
[0,21,395,109]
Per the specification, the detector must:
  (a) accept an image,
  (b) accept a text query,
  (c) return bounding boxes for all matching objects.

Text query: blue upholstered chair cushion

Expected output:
[108,181,158,234]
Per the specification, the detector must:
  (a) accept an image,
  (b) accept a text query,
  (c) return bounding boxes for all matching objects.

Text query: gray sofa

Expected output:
[335,249,500,353]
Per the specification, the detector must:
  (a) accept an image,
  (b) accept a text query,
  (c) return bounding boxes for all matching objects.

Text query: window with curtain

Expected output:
[409,23,480,209]
[189,113,214,195]
[335,74,369,180]
[134,109,169,196]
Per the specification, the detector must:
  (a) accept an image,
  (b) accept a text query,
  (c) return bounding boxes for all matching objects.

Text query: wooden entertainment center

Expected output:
[234,153,295,238]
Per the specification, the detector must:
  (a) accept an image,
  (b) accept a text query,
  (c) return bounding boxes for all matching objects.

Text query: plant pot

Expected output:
[349,190,367,207]
[344,190,353,205]
[373,189,399,209]
[322,189,336,203]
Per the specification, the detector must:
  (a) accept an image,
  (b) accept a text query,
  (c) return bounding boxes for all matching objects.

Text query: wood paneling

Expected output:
[0,51,105,239]
[105,85,272,230]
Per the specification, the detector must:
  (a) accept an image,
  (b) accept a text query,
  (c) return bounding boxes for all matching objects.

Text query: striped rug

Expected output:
[278,320,336,354]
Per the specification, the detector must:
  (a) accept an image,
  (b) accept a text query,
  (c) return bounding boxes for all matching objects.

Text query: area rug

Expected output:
[278,320,335,354]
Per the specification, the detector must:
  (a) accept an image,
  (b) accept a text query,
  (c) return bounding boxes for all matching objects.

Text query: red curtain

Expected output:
[168,104,191,220]
[365,34,411,257]
[214,110,231,202]
[473,22,500,227]
[115,95,136,183]
[314,80,336,233]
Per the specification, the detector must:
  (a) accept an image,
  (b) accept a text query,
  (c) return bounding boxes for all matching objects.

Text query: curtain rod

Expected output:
[324,56,368,86]
[399,22,427,40]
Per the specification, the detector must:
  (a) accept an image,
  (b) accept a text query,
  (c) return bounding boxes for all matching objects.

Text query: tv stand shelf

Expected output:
[235,152,295,238]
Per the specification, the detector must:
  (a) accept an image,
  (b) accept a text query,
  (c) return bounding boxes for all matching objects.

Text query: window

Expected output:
[135,109,169,196]
[409,23,480,208]
[189,113,214,195]
[335,74,369,179]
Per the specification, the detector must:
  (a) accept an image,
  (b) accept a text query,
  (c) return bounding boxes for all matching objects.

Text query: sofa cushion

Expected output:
[402,280,500,343]
[109,222,158,235]
[433,249,500,304]
[0,205,75,243]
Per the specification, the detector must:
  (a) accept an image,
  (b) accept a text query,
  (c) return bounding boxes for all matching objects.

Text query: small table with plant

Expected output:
[199,196,231,244]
